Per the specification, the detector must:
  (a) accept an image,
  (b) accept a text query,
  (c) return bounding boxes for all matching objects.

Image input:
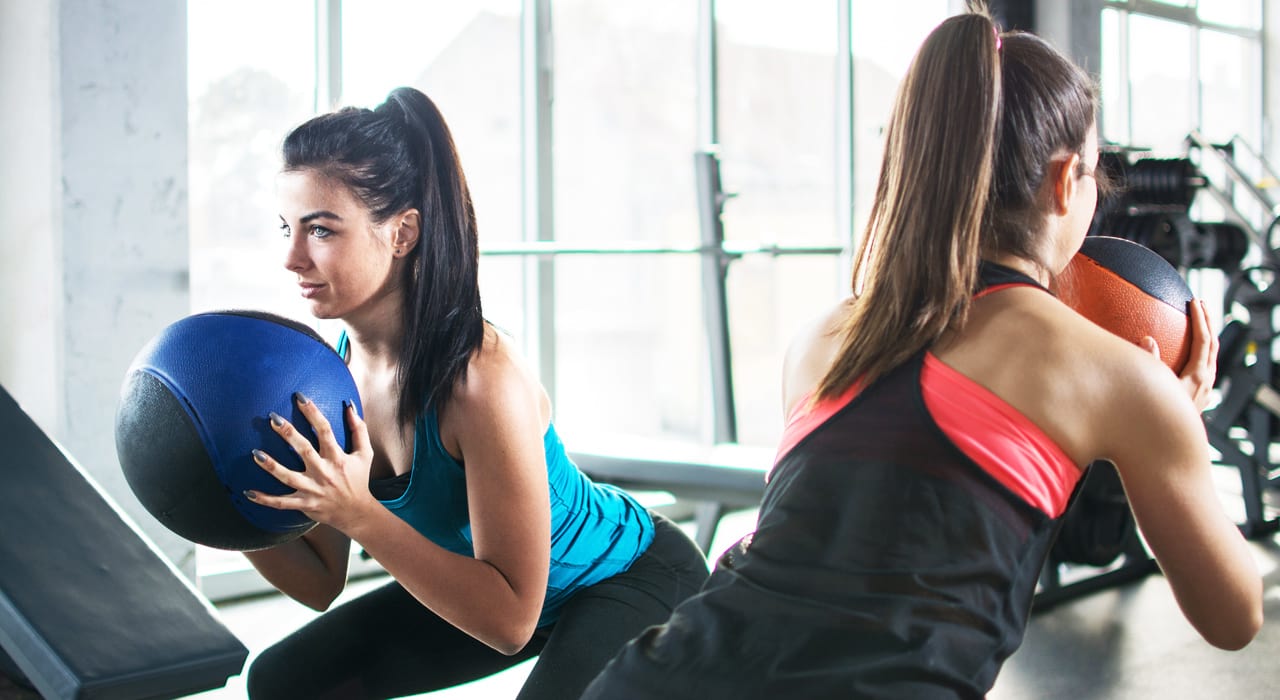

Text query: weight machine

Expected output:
[1188,131,1280,539]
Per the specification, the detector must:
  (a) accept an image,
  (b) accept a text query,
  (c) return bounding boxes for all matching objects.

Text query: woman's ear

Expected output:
[1051,154,1081,216]
[391,209,421,257]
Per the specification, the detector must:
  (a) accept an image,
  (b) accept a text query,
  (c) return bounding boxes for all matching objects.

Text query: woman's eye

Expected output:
[279,222,291,238]
[311,226,334,239]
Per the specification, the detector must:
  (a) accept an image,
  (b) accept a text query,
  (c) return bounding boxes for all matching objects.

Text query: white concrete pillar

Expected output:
[0,0,196,578]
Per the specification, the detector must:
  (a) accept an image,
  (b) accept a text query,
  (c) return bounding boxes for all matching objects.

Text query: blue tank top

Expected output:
[336,333,655,626]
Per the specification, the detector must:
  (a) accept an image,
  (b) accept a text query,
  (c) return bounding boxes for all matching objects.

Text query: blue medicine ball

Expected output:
[115,310,362,551]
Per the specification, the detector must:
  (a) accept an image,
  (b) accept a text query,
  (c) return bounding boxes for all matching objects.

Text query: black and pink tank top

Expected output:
[585,262,1086,700]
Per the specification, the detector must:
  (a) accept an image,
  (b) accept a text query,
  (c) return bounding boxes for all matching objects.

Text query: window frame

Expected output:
[1102,0,1265,148]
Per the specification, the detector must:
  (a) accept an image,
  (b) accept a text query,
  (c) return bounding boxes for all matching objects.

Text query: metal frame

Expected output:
[1104,0,1264,39]
[521,0,558,404]
[836,0,856,293]
[314,0,342,113]
[694,0,736,443]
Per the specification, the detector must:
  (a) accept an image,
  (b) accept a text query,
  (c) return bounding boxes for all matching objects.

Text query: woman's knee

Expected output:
[244,644,290,700]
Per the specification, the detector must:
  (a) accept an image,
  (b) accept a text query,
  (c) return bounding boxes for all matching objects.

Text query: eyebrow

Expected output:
[299,210,343,224]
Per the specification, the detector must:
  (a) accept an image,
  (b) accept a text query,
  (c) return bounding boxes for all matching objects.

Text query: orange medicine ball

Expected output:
[1056,236,1194,374]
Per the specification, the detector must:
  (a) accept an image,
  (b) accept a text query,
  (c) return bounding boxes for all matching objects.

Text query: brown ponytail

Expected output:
[816,7,1002,399]
[816,1,1098,402]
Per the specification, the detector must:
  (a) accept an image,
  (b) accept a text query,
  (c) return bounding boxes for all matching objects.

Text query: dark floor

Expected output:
[993,540,1280,699]
[986,464,1280,699]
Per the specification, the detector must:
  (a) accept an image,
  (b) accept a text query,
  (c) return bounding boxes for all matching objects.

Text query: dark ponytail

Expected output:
[283,87,483,424]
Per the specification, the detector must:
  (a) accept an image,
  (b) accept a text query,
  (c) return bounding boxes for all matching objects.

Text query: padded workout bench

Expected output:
[0,385,247,699]
[568,437,774,553]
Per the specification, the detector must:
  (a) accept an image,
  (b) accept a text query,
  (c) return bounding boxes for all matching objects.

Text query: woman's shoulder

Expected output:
[996,286,1172,384]
[448,325,551,426]
[466,324,533,377]
[782,296,854,416]
[954,287,1187,463]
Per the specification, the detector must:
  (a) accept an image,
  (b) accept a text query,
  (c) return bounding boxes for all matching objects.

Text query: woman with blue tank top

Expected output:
[239,86,709,700]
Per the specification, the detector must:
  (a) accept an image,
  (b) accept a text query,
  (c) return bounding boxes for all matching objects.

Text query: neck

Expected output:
[341,293,405,373]
[985,254,1049,286]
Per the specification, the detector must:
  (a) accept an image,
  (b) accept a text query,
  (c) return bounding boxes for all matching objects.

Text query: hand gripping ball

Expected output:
[1058,236,1194,373]
[115,311,362,551]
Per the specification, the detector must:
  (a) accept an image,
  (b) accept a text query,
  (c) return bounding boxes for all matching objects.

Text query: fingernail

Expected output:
[269,412,283,427]
[252,449,266,463]
[342,398,353,411]
[243,490,257,501]
[294,392,311,405]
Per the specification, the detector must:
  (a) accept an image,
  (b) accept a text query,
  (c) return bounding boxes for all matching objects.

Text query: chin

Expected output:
[307,304,338,321]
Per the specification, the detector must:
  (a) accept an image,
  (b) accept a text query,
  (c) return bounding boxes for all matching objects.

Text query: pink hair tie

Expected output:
[994,27,1002,51]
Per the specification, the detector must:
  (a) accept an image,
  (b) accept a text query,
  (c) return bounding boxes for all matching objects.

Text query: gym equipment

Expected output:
[1185,131,1280,269]
[1176,132,1280,539]
[1050,462,1134,567]
[1204,266,1280,538]
[1058,131,1280,551]
[0,383,247,699]
[1058,235,1194,372]
[1090,146,1249,272]
[115,310,362,551]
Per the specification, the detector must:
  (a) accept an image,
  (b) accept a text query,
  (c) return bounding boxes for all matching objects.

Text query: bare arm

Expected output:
[1102,300,1260,649]
[781,298,852,419]
[343,355,552,655]
[248,343,551,655]
[242,524,351,611]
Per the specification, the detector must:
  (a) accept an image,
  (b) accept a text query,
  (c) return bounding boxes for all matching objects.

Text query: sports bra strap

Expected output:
[977,260,1046,295]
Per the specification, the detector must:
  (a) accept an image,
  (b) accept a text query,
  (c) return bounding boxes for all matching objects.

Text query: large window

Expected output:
[1127,13,1196,151]
[188,0,316,321]
[548,0,705,442]
[338,1,525,335]
[1101,1,1263,149]
[718,0,841,443]
[188,0,319,591]
[189,0,961,456]
[1100,1,1265,303]
[544,0,955,448]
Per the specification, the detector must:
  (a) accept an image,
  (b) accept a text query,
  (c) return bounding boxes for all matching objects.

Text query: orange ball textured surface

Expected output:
[1057,236,1193,374]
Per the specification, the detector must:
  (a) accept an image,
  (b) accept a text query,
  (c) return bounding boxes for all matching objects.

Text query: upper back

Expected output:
[785,278,1185,470]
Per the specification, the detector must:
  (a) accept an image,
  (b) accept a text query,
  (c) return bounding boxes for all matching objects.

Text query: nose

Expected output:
[283,229,309,273]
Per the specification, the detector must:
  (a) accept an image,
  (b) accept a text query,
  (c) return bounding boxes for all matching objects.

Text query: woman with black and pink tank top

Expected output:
[584,6,1261,699]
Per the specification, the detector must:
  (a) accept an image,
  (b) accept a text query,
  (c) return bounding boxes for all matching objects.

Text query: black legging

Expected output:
[246,513,708,700]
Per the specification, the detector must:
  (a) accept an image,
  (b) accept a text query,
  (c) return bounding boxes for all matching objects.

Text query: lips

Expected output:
[298,282,325,299]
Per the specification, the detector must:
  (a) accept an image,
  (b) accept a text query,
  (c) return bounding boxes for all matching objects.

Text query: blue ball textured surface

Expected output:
[116,311,363,550]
